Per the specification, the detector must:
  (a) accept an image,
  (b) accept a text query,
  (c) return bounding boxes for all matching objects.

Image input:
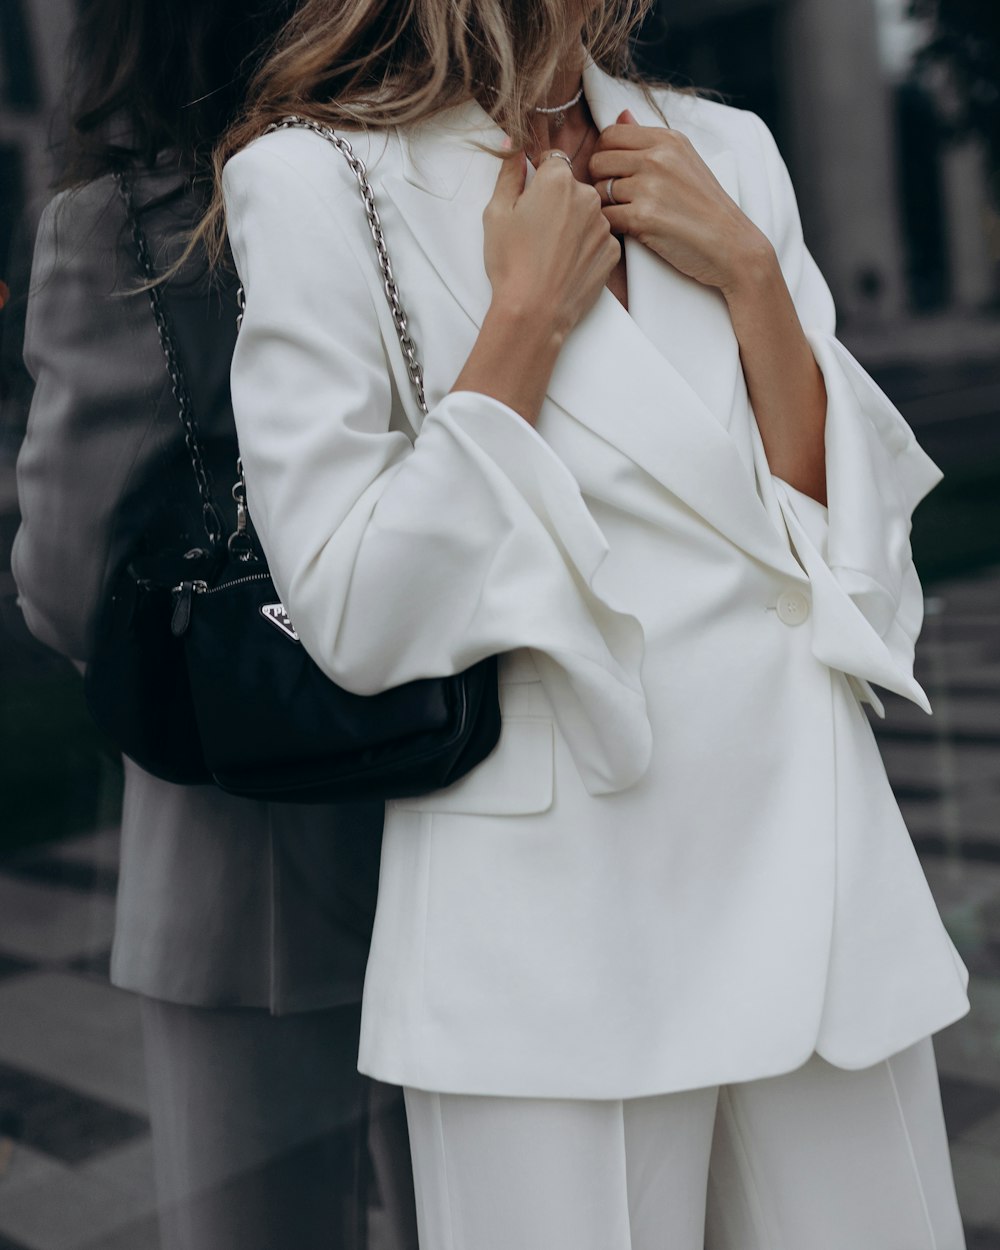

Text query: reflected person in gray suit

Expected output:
[11,2,418,1247]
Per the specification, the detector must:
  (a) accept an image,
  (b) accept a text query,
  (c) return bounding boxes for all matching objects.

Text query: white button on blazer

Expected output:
[222,60,970,1099]
[776,590,811,626]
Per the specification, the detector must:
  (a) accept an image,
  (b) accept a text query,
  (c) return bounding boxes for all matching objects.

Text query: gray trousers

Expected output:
[140,998,418,1250]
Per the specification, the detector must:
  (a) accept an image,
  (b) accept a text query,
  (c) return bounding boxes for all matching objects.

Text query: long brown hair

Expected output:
[198,0,657,267]
[61,0,297,188]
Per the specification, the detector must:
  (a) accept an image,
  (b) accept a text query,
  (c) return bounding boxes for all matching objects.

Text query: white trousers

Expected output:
[403,1037,966,1250]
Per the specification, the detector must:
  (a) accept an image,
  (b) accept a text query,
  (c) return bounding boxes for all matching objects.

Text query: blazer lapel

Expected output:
[586,67,748,435]
[380,68,801,577]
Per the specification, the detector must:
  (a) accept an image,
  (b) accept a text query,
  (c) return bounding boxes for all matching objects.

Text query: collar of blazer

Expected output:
[381,60,804,578]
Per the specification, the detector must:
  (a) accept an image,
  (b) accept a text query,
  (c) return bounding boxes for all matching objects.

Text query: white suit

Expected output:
[222,61,970,1102]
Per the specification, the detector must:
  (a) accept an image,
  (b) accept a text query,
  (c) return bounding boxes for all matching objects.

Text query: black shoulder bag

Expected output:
[84,120,501,802]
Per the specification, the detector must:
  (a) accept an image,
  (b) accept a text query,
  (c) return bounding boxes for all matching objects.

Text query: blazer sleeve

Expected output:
[11,185,168,662]
[746,111,940,716]
[222,139,650,796]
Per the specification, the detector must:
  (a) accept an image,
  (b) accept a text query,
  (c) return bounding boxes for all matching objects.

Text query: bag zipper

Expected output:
[170,572,271,597]
[170,571,272,637]
[200,572,271,595]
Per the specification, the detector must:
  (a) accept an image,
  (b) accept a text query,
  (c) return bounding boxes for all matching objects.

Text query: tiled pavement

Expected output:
[0,830,160,1250]
[1,568,999,1248]
[878,573,1000,1246]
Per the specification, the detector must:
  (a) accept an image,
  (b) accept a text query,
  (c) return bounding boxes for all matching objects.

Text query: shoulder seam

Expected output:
[223,139,388,340]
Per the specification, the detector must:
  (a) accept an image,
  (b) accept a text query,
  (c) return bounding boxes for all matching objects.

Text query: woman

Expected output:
[217,0,971,1245]
[12,3,417,1247]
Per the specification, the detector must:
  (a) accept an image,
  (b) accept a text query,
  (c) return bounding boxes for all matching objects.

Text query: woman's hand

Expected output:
[589,110,773,296]
[484,150,621,344]
[451,149,620,426]
[590,111,828,502]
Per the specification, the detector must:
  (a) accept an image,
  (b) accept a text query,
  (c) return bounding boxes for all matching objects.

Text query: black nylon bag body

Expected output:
[177,559,501,803]
[84,548,221,785]
[80,171,233,786]
[91,130,503,805]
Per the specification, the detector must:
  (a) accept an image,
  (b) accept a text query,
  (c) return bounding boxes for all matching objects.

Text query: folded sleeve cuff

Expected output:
[769,332,940,714]
[304,390,653,797]
[417,392,652,795]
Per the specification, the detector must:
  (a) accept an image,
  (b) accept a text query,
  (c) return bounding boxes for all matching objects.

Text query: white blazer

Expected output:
[222,61,970,1098]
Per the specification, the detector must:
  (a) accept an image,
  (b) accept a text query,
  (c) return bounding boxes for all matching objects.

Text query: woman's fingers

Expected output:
[483,140,616,340]
[587,149,642,182]
[597,173,639,208]
[594,122,652,152]
[488,150,528,212]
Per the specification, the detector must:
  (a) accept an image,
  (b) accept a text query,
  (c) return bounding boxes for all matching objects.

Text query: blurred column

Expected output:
[941,138,999,311]
[778,0,907,325]
[0,0,75,217]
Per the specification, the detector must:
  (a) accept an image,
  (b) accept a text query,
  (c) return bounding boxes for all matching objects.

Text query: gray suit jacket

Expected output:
[12,166,383,1012]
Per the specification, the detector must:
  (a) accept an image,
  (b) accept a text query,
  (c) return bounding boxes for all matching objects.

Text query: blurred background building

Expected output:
[1,1,999,1248]
[0,0,73,274]
[645,0,1000,343]
[1,0,999,335]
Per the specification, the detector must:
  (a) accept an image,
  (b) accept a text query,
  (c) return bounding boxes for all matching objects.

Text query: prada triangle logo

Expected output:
[260,602,301,643]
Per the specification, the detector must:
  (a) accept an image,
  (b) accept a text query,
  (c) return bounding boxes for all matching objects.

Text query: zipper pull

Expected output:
[171,580,207,637]
[228,458,255,562]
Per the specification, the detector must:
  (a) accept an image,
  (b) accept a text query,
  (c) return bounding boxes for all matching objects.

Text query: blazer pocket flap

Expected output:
[394,717,553,816]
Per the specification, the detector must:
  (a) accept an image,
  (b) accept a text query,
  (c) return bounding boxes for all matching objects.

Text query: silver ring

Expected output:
[542,150,574,171]
[606,177,619,205]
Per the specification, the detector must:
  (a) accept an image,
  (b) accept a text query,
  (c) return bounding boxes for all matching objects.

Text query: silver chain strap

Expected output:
[119,121,428,567]
[257,115,429,416]
[226,118,431,563]
[114,172,226,548]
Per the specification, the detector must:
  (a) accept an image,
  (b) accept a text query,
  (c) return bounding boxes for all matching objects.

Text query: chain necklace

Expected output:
[474,76,591,168]
[528,116,593,174]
